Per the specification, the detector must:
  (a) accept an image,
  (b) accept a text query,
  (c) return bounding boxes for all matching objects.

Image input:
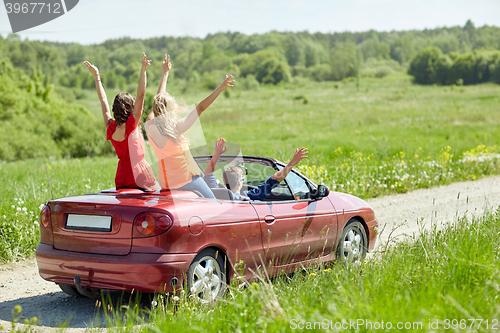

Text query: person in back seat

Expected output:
[223,148,308,200]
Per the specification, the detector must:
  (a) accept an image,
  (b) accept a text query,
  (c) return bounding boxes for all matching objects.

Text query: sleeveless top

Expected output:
[148,124,200,189]
[107,116,156,189]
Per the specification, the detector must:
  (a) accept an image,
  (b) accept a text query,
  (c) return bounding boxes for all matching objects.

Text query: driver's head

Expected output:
[223,166,244,193]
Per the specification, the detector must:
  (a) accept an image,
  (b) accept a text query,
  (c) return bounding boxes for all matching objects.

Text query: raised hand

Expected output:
[219,75,235,90]
[161,54,171,75]
[83,61,99,77]
[141,52,152,71]
[290,147,308,167]
[214,138,227,157]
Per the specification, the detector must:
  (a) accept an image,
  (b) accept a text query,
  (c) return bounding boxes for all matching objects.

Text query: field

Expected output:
[1,72,500,331]
[2,73,500,262]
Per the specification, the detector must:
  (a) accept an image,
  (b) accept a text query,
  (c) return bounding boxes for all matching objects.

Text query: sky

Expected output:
[0,0,499,45]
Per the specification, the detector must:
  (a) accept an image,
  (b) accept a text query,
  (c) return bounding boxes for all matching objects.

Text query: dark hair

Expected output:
[223,166,243,191]
[112,92,135,126]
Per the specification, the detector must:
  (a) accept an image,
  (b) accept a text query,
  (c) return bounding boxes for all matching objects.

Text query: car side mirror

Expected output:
[312,184,330,200]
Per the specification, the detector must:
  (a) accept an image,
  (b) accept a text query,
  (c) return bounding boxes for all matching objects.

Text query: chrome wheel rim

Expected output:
[189,256,222,302]
[342,227,364,263]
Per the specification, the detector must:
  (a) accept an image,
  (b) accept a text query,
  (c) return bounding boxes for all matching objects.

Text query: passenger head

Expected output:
[152,91,179,117]
[151,92,185,145]
[112,92,135,126]
[223,166,244,193]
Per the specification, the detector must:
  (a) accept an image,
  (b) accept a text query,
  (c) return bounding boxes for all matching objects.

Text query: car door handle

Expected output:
[264,215,275,223]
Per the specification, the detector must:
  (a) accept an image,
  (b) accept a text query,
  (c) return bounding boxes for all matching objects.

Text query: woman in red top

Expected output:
[84,53,160,190]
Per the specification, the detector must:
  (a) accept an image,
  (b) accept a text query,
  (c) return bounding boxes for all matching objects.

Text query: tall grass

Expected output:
[109,210,500,332]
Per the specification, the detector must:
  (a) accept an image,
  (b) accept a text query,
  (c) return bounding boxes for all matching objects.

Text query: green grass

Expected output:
[98,210,500,333]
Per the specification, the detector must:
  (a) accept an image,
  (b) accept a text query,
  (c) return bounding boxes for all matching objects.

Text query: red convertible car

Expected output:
[36,155,377,302]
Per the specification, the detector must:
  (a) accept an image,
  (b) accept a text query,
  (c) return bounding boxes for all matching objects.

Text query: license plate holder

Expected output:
[66,214,112,232]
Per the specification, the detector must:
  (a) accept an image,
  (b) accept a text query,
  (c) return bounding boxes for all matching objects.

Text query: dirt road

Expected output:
[1,175,500,332]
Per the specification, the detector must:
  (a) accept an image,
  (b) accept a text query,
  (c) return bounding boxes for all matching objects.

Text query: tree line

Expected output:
[0,20,499,91]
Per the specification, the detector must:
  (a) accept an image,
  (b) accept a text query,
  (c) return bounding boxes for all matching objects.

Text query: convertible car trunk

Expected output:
[49,194,148,255]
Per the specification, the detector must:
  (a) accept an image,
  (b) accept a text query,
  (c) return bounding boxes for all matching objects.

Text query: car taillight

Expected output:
[133,212,173,238]
[40,205,51,229]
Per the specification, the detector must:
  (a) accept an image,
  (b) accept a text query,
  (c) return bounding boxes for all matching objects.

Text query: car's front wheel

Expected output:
[186,248,227,303]
[336,219,367,264]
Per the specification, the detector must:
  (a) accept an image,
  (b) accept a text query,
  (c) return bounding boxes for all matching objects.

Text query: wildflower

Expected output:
[309,273,316,277]
[173,296,180,302]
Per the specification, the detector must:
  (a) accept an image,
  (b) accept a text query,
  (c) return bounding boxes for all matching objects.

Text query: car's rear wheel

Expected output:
[58,283,82,297]
[186,248,226,303]
[336,219,367,264]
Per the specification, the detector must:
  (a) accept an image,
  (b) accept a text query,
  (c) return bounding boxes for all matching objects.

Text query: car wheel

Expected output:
[186,248,227,303]
[336,219,367,264]
[58,283,83,297]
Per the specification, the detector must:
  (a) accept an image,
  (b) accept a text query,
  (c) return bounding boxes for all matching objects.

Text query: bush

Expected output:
[307,64,332,81]
[257,58,291,85]
[238,74,260,90]
[494,58,500,84]
[408,47,451,85]
[0,58,106,161]
[448,53,476,85]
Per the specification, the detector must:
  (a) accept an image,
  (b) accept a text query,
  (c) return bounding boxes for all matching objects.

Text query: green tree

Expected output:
[330,43,359,81]
[390,35,416,64]
[408,47,450,84]
[449,53,476,85]
[256,58,291,84]
[284,35,304,66]
[432,33,460,54]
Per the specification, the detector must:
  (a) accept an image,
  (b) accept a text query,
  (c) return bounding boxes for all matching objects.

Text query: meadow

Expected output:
[1,71,500,332]
[1,71,500,262]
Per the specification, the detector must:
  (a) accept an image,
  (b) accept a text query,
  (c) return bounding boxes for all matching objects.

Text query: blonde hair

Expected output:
[152,92,186,146]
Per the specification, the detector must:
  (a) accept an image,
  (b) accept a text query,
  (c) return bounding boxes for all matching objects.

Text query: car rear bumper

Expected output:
[36,243,196,293]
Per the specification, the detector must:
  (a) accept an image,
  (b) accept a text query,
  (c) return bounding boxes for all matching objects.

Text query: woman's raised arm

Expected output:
[83,61,112,127]
[132,53,152,125]
[146,54,171,122]
[176,75,234,134]
[157,54,171,94]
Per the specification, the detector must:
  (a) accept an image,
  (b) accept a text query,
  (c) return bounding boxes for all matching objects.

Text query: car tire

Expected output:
[58,283,83,297]
[186,248,227,303]
[336,219,368,264]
